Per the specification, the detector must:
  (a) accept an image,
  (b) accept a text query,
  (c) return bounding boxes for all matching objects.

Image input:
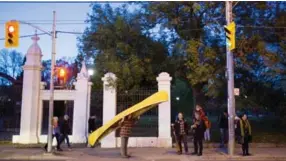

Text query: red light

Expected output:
[8,25,15,33]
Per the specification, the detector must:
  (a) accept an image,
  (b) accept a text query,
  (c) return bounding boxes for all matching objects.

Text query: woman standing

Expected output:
[238,114,252,156]
[44,117,62,151]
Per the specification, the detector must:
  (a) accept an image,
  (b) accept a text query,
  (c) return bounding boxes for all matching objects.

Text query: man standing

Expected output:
[218,109,228,148]
[173,112,189,155]
[119,115,139,158]
[60,115,71,150]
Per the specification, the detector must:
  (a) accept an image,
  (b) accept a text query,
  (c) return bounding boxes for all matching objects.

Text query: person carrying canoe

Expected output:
[119,115,140,158]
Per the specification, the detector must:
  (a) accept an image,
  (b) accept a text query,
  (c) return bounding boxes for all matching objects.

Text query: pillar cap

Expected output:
[156,72,172,82]
[102,72,117,82]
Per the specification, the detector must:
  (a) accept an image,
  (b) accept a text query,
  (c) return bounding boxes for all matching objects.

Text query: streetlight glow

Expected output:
[88,69,94,76]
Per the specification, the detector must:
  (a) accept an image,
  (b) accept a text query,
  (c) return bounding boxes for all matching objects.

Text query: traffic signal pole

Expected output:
[225,1,235,156]
[47,11,56,153]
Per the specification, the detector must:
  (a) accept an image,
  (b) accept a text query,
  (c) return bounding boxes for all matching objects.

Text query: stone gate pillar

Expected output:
[73,62,90,143]
[13,34,42,144]
[157,72,172,147]
[101,73,117,148]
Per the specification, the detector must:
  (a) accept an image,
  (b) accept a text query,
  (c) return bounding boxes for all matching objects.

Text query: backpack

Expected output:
[204,119,211,129]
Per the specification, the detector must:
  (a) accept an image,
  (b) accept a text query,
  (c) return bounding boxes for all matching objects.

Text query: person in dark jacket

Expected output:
[59,115,71,150]
[238,114,252,156]
[119,115,139,158]
[172,112,189,155]
[191,112,206,156]
[88,116,96,134]
[218,109,228,147]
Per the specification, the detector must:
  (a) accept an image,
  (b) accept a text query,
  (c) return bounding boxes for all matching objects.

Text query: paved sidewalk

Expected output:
[1,146,286,161]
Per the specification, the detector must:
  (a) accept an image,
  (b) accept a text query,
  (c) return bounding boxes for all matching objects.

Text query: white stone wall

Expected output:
[101,73,117,148]
[13,33,173,146]
[101,72,172,148]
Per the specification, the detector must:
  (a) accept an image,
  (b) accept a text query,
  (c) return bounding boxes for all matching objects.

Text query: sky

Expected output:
[0,2,122,60]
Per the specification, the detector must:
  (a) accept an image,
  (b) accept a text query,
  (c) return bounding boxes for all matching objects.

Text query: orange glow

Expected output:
[59,68,65,77]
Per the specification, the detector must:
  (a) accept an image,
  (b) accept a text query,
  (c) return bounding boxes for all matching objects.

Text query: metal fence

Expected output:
[116,88,158,137]
[0,85,21,142]
[41,100,74,135]
[90,90,103,122]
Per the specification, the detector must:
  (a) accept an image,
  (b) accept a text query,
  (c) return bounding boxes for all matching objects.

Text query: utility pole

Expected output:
[47,11,56,153]
[225,1,235,156]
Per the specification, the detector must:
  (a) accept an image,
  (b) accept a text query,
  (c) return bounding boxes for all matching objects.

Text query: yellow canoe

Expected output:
[88,90,168,147]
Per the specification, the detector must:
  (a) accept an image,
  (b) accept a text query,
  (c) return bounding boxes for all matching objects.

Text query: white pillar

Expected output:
[13,34,42,144]
[73,62,90,143]
[101,73,117,148]
[156,72,172,147]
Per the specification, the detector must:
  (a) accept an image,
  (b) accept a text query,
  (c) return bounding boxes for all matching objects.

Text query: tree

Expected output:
[140,1,286,107]
[78,3,169,91]
[41,57,79,88]
[0,49,24,85]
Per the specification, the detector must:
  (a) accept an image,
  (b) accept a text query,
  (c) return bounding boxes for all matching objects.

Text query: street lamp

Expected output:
[176,97,180,101]
[88,69,94,77]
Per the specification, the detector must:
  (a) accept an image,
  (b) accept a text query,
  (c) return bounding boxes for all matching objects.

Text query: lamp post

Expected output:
[12,11,56,153]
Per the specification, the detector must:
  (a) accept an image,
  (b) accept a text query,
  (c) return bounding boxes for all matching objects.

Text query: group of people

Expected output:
[172,105,253,156]
[172,105,207,156]
[46,107,252,157]
[44,114,72,152]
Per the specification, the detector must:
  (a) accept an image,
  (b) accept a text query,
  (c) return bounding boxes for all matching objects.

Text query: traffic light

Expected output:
[5,21,19,48]
[224,22,236,51]
[57,67,67,87]
[59,68,66,78]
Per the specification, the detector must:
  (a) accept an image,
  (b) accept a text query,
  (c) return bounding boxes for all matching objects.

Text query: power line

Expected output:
[0,22,87,25]
[1,25,286,41]
[0,33,48,40]
[237,25,286,29]
[0,31,83,41]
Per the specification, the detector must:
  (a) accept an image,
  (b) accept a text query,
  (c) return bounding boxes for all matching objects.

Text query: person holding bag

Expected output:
[238,114,252,156]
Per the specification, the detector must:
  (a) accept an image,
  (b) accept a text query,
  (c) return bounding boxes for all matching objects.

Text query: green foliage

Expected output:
[79,4,169,91]
[79,2,286,112]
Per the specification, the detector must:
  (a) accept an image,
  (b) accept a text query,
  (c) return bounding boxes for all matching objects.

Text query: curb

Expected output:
[173,143,286,148]
[199,156,286,161]
[3,153,71,160]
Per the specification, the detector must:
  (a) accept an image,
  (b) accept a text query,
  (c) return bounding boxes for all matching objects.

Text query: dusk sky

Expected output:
[0,2,123,60]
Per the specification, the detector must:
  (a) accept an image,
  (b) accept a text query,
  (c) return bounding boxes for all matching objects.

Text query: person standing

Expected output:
[238,114,252,156]
[218,109,228,148]
[60,115,72,150]
[88,116,96,134]
[173,112,189,155]
[44,117,62,151]
[191,112,206,156]
[204,115,211,142]
[119,115,139,158]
